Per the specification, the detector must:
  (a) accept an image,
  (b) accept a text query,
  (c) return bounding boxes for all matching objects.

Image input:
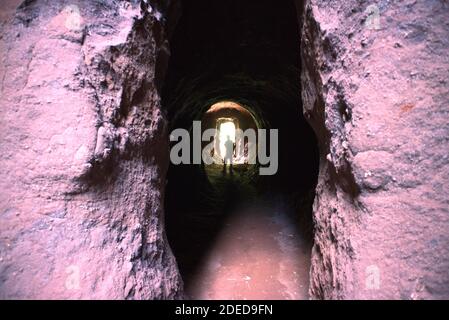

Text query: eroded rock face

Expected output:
[300,0,449,299]
[1,0,448,300]
[0,0,182,299]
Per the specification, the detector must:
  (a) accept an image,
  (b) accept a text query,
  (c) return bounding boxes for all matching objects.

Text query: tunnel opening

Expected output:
[201,101,259,180]
[162,0,319,299]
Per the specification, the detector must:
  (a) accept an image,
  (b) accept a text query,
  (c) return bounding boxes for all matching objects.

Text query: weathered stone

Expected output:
[1,0,448,300]
[300,0,449,299]
[0,0,182,299]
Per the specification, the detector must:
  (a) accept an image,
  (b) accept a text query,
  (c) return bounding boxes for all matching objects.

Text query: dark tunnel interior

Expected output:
[162,0,319,299]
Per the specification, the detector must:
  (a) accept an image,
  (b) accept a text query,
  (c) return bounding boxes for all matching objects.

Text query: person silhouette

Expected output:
[223,135,235,175]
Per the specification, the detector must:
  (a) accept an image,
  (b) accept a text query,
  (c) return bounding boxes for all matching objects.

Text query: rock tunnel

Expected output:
[162,0,319,298]
[0,0,448,300]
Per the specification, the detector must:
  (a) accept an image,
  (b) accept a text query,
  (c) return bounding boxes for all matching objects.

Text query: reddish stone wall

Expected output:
[0,0,183,299]
[300,0,449,299]
[1,0,448,300]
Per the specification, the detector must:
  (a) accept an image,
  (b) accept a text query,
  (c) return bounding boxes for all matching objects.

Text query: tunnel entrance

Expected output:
[217,120,236,161]
[201,101,259,180]
[162,0,318,299]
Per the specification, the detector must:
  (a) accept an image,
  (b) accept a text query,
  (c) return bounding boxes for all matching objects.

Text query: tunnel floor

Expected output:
[168,166,312,300]
[186,199,311,300]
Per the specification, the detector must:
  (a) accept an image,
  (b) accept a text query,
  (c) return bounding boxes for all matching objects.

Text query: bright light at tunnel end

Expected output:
[169,121,279,176]
[218,121,236,160]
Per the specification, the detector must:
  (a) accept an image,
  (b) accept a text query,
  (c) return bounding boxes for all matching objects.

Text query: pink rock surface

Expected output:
[0,0,182,299]
[299,0,449,299]
[186,200,311,300]
[0,0,448,300]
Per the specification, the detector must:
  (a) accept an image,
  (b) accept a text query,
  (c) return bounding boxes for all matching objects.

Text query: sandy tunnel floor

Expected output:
[185,199,311,300]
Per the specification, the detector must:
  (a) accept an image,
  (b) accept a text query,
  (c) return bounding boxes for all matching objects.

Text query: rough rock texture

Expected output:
[0,0,183,299]
[1,0,448,300]
[300,0,449,299]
